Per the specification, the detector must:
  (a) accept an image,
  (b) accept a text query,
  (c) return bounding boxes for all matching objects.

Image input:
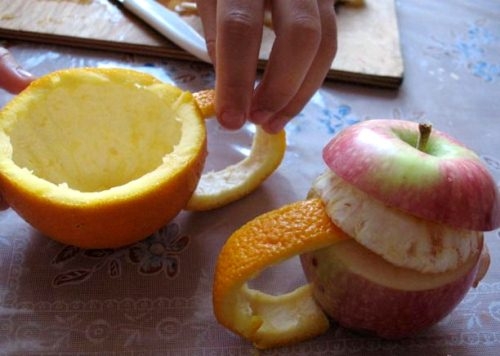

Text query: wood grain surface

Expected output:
[0,0,404,88]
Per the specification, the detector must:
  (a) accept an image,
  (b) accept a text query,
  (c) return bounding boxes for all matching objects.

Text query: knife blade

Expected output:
[113,0,211,63]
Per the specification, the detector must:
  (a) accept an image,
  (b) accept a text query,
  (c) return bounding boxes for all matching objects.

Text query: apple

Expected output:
[300,237,484,339]
[322,119,500,231]
[300,119,499,339]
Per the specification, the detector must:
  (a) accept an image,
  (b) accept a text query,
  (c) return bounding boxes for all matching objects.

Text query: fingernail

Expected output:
[219,111,245,130]
[16,67,33,79]
[250,110,273,125]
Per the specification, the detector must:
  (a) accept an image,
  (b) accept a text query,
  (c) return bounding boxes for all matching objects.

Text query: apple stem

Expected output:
[416,123,432,152]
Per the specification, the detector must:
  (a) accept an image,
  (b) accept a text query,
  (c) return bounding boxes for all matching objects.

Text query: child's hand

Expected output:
[196,0,337,133]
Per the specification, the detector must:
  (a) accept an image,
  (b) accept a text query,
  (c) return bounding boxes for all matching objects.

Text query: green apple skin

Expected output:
[322,119,500,231]
[300,238,482,339]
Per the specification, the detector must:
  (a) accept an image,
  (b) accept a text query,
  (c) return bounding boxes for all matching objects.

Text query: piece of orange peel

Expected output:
[213,198,350,349]
[187,89,286,211]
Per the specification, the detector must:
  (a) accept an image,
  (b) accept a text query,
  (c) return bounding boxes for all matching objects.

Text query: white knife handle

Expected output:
[121,0,211,63]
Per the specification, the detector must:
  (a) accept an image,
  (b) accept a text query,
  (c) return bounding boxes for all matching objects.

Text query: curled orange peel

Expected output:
[192,89,216,118]
[187,89,286,211]
[212,198,350,349]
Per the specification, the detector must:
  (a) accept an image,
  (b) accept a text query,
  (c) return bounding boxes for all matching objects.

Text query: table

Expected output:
[1,1,499,355]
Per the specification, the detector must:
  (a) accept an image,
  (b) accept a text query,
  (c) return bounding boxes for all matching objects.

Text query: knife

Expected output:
[113,0,211,63]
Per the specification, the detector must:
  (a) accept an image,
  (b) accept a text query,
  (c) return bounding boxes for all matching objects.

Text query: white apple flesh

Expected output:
[322,119,500,231]
[300,237,483,339]
[309,170,483,274]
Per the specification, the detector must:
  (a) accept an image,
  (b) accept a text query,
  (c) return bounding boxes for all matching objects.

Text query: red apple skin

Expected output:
[300,238,482,339]
[322,119,500,231]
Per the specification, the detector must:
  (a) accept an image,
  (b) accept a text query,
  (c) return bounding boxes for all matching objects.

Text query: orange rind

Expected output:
[213,198,349,349]
[192,89,216,118]
[0,67,206,248]
[0,69,285,248]
[186,124,286,211]
[187,89,286,211]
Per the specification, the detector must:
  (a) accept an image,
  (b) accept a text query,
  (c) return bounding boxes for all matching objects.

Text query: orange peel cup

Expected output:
[0,67,285,248]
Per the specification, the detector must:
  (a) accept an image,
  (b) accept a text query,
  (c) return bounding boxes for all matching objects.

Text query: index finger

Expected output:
[215,0,266,130]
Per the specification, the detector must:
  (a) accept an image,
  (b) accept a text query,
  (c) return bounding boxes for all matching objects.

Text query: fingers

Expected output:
[214,0,266,130]
[196,0,338,133]
[0,47,34,94]
[196,0,217,62]
[250,0,322,130]
[256,0,337,133]
[0,195,8,211]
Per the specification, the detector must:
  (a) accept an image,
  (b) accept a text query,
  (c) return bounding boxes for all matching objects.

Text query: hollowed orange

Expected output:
[0,67,285,248]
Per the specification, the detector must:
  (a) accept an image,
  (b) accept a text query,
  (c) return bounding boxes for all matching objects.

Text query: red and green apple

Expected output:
[322,119,500,231]
[301,119,499,338]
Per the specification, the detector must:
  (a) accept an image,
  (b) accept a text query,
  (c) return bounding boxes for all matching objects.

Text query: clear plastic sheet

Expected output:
[0,1,499,354]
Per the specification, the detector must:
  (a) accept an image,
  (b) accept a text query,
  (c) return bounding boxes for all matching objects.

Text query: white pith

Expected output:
[310,170,482,273]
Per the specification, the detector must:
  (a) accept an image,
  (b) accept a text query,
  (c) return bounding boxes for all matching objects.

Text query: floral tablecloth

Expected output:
[1,1,499,355]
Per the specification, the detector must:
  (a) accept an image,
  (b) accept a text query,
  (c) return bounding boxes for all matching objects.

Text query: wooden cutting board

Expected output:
[0,0,404,88]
